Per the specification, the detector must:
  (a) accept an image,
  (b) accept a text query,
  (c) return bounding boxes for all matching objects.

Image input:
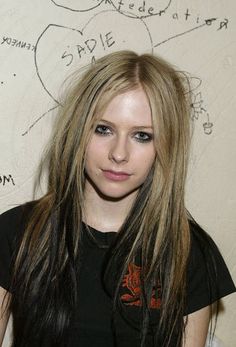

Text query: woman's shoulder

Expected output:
[188,218,232,273]
[0,201,36,291]
[188,218,219,260]
[0,201,36,240]
[185,218,236,315]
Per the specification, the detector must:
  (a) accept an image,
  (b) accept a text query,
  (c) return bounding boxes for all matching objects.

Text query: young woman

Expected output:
[0,50,235,347]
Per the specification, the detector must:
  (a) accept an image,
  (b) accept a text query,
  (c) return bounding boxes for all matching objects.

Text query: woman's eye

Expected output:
[134,132,153,143]
[95,125,112,136]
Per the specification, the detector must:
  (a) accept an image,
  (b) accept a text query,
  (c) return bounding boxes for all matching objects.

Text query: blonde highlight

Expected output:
[11,50,193,346]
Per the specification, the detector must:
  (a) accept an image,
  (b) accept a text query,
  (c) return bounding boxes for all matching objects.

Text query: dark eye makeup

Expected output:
[95,125,112,136]
[134,132,153,143]
[95,124,153,143]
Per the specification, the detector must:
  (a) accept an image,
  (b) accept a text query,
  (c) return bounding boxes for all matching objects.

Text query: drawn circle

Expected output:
[110,0,172,18]
[35,10,153,103]
[50,0,103,12]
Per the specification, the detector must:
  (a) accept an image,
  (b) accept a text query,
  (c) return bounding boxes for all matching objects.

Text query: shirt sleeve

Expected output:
[185,221,236,315]
[0,206,18,290]
[0,204,32,291]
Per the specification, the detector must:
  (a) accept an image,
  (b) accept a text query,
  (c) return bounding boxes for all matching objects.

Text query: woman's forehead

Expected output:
[95,88,153,128]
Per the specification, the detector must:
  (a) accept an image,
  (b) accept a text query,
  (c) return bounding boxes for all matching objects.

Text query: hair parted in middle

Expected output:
[11,50,192,347]
[49,49,191,210]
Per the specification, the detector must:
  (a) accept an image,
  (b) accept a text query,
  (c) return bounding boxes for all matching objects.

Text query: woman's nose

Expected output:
[108,136,129,163]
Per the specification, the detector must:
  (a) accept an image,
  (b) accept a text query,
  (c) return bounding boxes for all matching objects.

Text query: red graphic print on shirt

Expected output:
[121,263,161,309]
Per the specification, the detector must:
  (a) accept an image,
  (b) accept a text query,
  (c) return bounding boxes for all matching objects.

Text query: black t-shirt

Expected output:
[0,203,235,347]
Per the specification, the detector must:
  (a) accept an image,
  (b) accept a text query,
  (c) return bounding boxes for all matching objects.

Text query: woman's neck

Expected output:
[83,182,137,233]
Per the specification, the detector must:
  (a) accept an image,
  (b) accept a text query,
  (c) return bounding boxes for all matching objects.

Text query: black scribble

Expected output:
[190,89,213,134]
[29,7,223,136]
[190,92,206,120]
[50,0,103,12]
[34,24,81,104]
[182,75,202,95]
[26,10,153,135]
[155,18,217,47]
[217,18,229,30]
[34,10,153,104]
[21,104,60,136]
[203,113,213,135]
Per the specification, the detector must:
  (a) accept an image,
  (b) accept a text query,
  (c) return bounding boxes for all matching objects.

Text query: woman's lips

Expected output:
[102,170,131,181]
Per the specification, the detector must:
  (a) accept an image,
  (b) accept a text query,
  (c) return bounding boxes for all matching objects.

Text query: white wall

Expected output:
[0,0,235,346]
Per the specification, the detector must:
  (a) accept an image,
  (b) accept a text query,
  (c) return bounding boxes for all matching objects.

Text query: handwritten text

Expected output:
[1,36,35,52]
[0,175,16,186]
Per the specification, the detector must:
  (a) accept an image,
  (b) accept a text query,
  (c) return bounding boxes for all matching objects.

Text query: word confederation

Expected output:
[111,0,228,26]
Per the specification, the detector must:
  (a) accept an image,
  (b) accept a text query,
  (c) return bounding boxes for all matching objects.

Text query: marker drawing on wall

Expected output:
[1,35,36,52]
[0,175,16,186]
[51,0,173,17]
[22,105,60,136]
[21,2,229,136]
[182,76,213,135]
[154,16,229,47]
[21,9,153,136]
[50,0,104,12]
[190,90,213,135]
[34,10,153,104]
[110,0,172,18]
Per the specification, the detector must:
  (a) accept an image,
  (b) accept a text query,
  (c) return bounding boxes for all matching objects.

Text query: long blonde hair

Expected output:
[11,50,191,346]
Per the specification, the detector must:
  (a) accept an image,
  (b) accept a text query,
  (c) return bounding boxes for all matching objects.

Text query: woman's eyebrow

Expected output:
[98,119,153,130]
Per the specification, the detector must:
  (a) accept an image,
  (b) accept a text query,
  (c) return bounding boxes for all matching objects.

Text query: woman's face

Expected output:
[85,87,156,201]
